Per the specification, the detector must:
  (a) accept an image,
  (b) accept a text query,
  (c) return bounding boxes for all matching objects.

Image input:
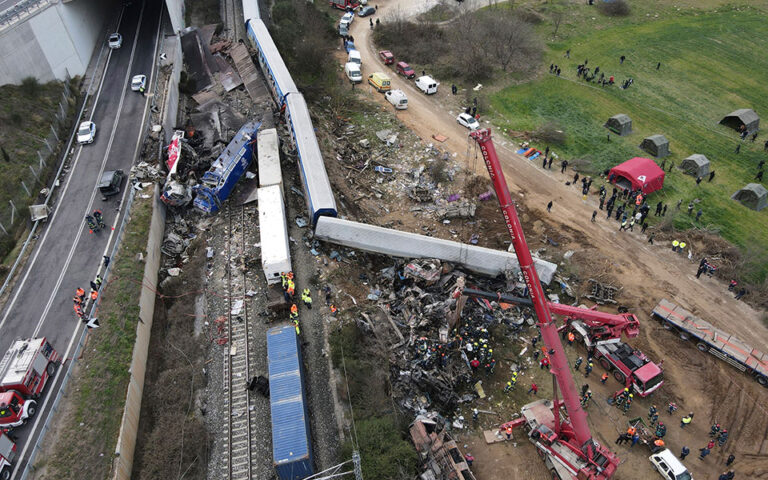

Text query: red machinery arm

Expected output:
[469,129,618,472]
[458,287,640,339]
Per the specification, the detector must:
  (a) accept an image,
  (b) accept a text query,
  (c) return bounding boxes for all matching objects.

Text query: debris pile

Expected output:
[410,413,477,480]
[357,259,536,414]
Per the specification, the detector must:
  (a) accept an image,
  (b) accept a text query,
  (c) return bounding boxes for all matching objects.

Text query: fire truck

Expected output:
[0,338,59,431]
[453,287,664,396]
[470,129,620,479]
[0,432,15,480]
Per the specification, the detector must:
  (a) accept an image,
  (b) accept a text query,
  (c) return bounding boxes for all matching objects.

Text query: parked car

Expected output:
[344,63,362,83]
[358,6,375,16]
[415,75,439,94]
[344,40,356,53]
[108,33,122,49]
[77,121,96,144]
[367,72,391,92]
[341,11,355,25]
[131,74,147,92]
[396,61,415,79]
[339,23,349,36]
[347,49,361,65]
[456,113,480,130]
[99,170,125,199]
[649,450,692,480]
[385,89,408,110]
[378,50,394,65]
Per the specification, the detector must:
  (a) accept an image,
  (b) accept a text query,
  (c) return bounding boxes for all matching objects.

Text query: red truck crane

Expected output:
[469,129,619,480]
[0,338,59,431]
[453,287,664,396]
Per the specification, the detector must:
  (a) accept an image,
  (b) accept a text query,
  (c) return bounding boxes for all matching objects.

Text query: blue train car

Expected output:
[245,19,298,107]
[193,121,260,213]
[284,94,338,225]
[267,325,314,480]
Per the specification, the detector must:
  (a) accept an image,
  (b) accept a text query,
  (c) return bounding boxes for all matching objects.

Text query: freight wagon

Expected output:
[267,326,314,479]
[652,299,768,388]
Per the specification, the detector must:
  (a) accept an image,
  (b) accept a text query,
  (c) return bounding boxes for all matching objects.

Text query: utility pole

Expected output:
[352,451,363,480]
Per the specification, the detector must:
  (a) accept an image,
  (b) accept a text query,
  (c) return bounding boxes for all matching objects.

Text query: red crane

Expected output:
[469,129,619,479]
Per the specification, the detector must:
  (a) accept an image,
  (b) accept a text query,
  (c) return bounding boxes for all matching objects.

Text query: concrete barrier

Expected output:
[315,217,557,284]
[111,186,166,480]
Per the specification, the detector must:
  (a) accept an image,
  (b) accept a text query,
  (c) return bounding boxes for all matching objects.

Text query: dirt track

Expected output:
[344,2,768,478]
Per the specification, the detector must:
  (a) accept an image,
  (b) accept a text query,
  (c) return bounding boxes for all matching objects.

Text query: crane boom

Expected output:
[470,129,619,477]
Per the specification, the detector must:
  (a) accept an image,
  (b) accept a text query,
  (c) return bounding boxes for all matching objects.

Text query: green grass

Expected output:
[0,79,77,268]
[39,195,153,478]
[488,4,768,282]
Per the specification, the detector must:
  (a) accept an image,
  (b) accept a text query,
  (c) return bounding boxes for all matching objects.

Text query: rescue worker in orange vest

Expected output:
[601,372,609,384]
[330,304,338,317]
[90,290,98,301]
[76,287,86,300]
[290,304,298,320]
[567,331,575,346]
[287,271,294,281]
[627,426,637,437]
[505,425,513,440]
[651,438,665,453]
[73,295,82,306]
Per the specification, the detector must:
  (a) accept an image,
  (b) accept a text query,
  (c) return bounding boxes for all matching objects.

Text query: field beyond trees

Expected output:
[482,2,768,285]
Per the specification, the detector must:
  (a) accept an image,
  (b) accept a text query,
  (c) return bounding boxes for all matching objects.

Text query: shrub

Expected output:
[533,121,567,145]
[20,76,40,97]
[597,0,631,17]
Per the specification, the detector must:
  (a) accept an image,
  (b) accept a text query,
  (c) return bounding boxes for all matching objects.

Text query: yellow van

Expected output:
[367,72,391,92]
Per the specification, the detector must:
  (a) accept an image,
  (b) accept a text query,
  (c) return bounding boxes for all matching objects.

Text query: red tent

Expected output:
[608,157,665,193]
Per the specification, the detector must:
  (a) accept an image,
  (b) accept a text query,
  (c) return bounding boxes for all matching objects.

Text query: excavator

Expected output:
[468,129,620,479]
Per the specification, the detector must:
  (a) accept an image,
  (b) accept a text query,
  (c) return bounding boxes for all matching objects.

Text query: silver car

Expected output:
[77,121,96,144]
[108,33,123,49]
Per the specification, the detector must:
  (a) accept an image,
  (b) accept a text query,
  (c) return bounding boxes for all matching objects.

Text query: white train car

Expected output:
[244,18,298,107]
[284,93,338,225]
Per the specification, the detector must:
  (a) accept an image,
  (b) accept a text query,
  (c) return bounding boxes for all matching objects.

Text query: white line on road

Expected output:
[32,1,148,337]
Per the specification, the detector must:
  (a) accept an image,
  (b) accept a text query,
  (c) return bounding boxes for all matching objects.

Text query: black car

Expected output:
[99,170,125,199]
[358,6,375,17]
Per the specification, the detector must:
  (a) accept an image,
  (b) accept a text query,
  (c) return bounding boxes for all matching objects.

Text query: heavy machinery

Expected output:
[0,338,59,431]
[329,0,359,10]
[453,287,664,396]
[469,129,619,479]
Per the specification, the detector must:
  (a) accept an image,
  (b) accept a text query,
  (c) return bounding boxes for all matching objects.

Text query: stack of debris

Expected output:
[410,413,477,480]
[585,278,618,305]
[361,259,535,414]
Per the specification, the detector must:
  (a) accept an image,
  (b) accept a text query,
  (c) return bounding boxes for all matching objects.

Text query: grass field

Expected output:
[487,2,768,282]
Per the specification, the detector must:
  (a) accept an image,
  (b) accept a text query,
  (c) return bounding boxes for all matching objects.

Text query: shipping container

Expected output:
[267,326,314,480]
[258,186,292,285]
[258,128,283,197]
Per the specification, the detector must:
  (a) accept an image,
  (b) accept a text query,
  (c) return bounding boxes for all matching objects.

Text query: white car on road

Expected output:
[457,113,480,130]
[131,74,147,92]
[108,33,123,49]
[77,121,96,144]
[341,12,354,25]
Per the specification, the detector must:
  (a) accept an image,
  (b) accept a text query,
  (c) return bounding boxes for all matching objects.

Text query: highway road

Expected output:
[0,0,164,476]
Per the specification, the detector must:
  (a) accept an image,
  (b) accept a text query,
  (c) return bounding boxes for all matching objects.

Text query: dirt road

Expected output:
[343,2,768,479]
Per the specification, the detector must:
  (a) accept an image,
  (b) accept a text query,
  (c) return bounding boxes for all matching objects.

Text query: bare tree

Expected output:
[480,11,542,72]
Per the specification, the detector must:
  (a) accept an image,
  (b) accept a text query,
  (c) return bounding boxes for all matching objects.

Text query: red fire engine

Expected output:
[0,338,59,431]
[0,431,16,480]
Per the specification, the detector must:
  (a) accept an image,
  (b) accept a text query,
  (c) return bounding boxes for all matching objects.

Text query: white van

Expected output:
[385,89,408,110]
[348,49,362,65]
[344,62,362,83]
[415,75,439,95]
[649,450,693,480]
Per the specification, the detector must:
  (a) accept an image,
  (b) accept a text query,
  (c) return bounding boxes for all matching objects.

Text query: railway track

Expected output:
[223,205,255,480]
[222,0,243,41]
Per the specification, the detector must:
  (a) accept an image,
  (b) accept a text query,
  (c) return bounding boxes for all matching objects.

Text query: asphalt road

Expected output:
[0,0,164,476]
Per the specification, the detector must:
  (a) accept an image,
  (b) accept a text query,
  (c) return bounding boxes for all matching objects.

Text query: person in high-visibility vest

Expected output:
[672,239,680,252]
[90,290,98,301]
[330,304,337,317]
[301,288,312,309]
[290,304,298,320]
[280,272,287,289]
[76,287,86,300]
[679,241,687,253]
